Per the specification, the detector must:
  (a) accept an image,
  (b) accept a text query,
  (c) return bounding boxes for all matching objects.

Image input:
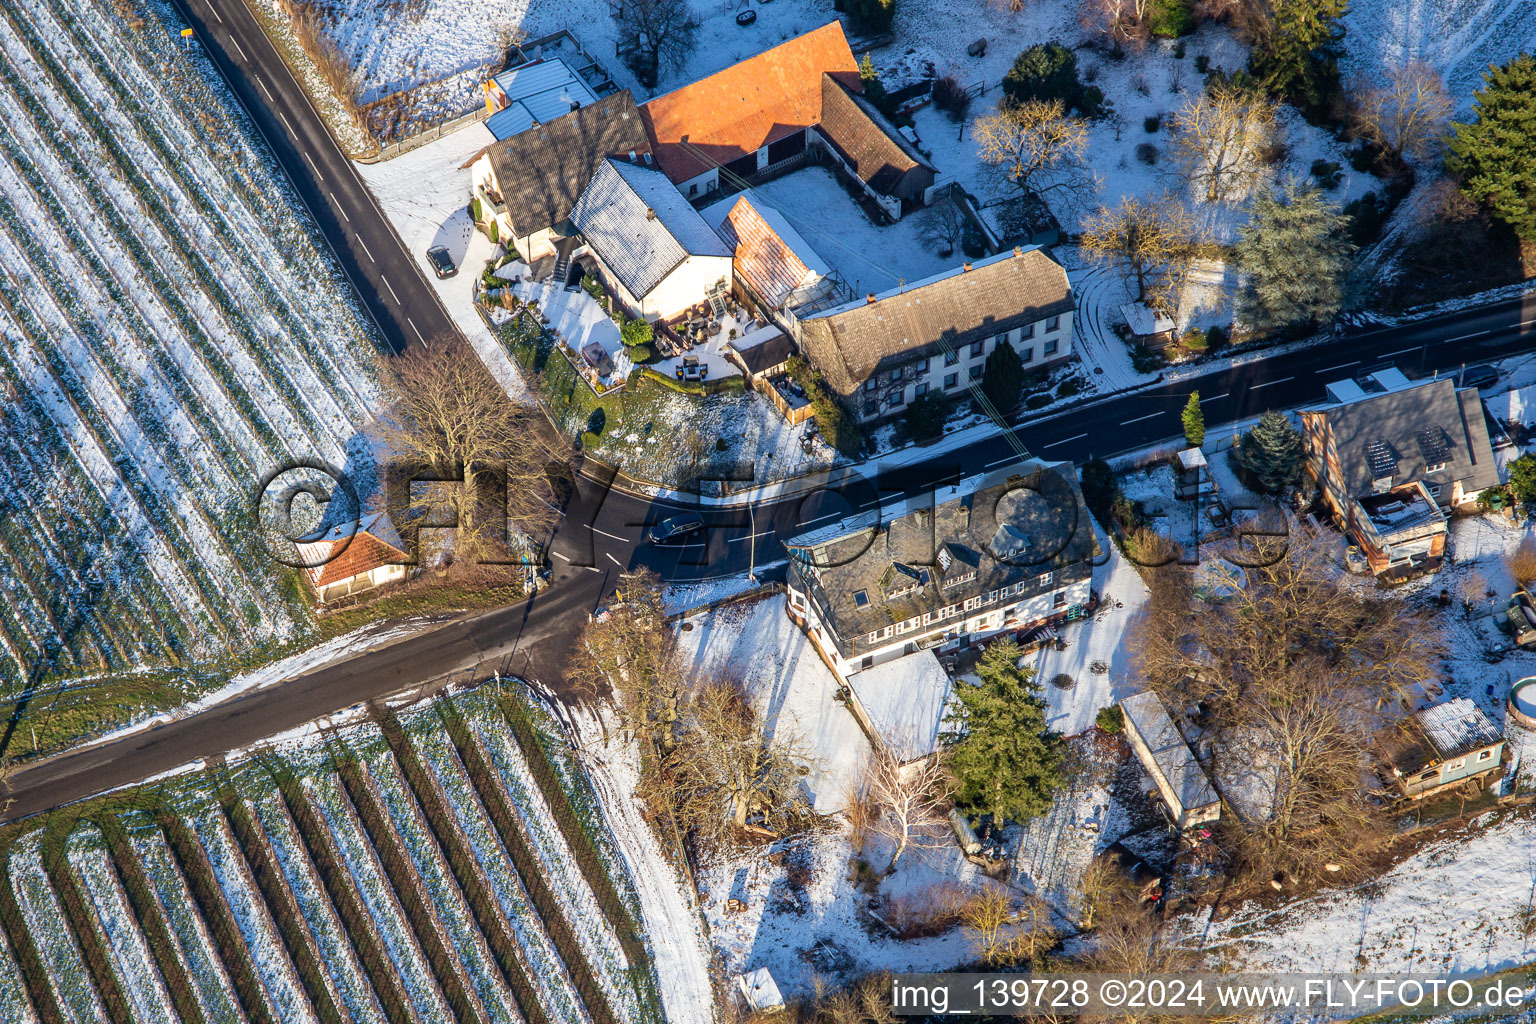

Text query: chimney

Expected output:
[866,293,877,304]
[962,261,972,272]
[646,207,656,220]
[628,149,637,163]
[1013,246,1023,257]
[570,99,581,111]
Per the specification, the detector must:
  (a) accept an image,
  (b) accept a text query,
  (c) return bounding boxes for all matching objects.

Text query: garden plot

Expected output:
[355,744,523,1024]
[7,833,107,1024]
[460,699,642,1022]
[248,790,388,1024]
[130,829,247,1024]
[304,772,455,1024]
[0,0,382,700]
[65,828,178,1024]
[401,709,591,1024]
[0,925,37,1024]
[189,808,320,1024]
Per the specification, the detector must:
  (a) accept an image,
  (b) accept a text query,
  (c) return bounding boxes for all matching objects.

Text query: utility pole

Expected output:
[748,500,757,583]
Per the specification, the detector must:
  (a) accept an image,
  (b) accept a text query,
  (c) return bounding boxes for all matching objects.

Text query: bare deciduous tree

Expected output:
[375,340,568,566]
[1075,906,1201,1024]
[1507,535,1536,587]
[1130,535,1440,880]
[973,99,1097,216]
[1078,0,1153,47]
[1350,62,1453,164]
[915,198,966,256]
[962,884,1057,967]
[1080,196,1220,317]
[864,748,953,873]
[1171,82,1276,203]
[569,569,684,740]
[611,0,697,88]
[665,681,812,849]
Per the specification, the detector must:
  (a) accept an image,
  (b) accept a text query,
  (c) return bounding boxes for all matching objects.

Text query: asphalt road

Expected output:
[6,0,1535,821]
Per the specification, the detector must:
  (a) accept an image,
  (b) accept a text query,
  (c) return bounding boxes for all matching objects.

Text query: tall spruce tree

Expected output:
[1235,183,1354,334]
[1248,0,1347,114]
[981,340,1026,412]
[1447,54,1536,243]
[1237,409,1305,492]
[1182,392,1205,448]
[943,641,1064,822]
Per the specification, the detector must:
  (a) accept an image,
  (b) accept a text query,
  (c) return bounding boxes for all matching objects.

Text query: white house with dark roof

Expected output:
[570,157,733,322]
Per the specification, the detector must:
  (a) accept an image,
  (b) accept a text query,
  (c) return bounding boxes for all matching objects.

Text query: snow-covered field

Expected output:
[0,0,382,695]
[9,833,105,1024]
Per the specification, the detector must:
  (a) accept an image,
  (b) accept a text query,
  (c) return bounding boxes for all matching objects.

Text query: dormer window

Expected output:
[1426,462,1446,474]
[853,590,868,608]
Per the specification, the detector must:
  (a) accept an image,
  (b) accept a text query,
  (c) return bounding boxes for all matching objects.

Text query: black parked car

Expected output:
[425,245,457,279]
[649,513,705,545]
[1460,364,1498,390]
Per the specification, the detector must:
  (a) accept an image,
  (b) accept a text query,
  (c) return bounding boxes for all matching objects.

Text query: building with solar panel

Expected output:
[1301,367,1499,580]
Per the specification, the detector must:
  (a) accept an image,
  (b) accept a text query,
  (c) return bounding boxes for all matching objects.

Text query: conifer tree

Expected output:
[981,340,1026,412]
[943,641,1064,822]
[1248,0,1347,114]
[1236,409,1305,492]
[1447,54,1536,243]
[1182,391,1205,448]
[1234,183,1354,333]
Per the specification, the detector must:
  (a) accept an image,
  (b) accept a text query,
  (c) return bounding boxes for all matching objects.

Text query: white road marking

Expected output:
[551,551,570,561]
[1447,330,1490,342]
[228,33,247,62]
[1042,433,1088,449]
[985,455,1023,468]
[256,77,272,102]
[590,525,627,542]
[1199,392,1229,403]
[586,565,602,573]
[356,233,375,263]
[407,317,426,344]
[1120,412,1162,425]
[1250,376,1295,390]
[1379,346,1418,357]
[277,110,294,136]
[605,552,622,567]
[727,530,774,544]
[329,193,350,222]
[381,276,401,304]
[1522,319,1536,327]
[208,0,223,21]
[303,151,322,179]
[1314,360,1360,375]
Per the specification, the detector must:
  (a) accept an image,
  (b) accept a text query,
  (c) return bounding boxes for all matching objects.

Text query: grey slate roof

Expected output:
[484,91,651,242]
[784,462,1098,653]
[1312,378,1499,499]
[799,247,1073,398]
[1121,690,1220,815]
[571,158,732,299]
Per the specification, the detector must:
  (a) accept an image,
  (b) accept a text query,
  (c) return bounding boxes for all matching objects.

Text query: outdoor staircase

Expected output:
[552,253,572,288]
[708,289,728,318]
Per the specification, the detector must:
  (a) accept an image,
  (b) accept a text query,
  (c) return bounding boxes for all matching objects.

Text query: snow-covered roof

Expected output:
[1120,690,1219,815]
[848,651,953,762]
[571,158,731,299]
[1120,301,1175,337]
[486,57,601,140]
[1417,698,1502,760]
[1176,447,1207,470]
[738,968,784,1011]
[1484,384,1536,425]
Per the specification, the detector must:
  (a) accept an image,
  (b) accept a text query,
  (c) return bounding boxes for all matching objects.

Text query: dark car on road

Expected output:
[425,245,457,279]
[649,513,705,545]
[1460,364,1498,390]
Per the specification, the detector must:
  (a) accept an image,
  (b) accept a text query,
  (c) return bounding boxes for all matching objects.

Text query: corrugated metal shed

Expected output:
[571,158,730,299]
[1417,698,1502,760]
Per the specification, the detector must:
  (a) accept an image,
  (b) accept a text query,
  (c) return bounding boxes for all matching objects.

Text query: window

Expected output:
[1426,462,1446,473]
[987,589,999,603]
[861,656,873,669]
[864,378,877,392]
[889,389,906,407]
[944,372,958,389]
[1418,769,1438,783]
[1428,484,1442,498]
[1022,323,1035,339]
[1047,315,1061,331]
[1044,339,1059,356]
[1479,748,1494,761]
[970,341,985,357]
[1039,572,1053,587]
[853,590,868,607]
[968,365,983,380]
[914,358,929,373]
[1020,348,1033,364]
[689,183,698,196]
[914,382,928,397]
[889,369,903,385]
[1054,591,1067,607]
[963,596,980,611]
[944,350,959,366]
